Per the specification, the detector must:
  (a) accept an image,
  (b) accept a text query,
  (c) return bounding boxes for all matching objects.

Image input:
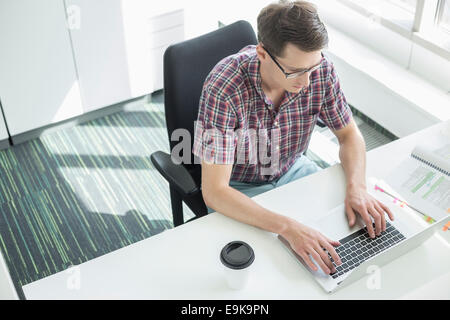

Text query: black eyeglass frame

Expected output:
[262,46,323,79]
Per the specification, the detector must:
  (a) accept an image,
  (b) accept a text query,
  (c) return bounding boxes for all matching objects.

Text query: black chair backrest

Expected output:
[163,21,258,176]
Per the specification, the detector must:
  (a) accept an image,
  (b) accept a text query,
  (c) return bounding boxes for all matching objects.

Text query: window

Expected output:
[438,0,450,33]
[387,0,418,13]
[338,0,450,55]
[340,0,418,31]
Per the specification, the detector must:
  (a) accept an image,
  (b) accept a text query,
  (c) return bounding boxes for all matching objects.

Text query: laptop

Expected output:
[0,249,19,300]
[278,203,449,293]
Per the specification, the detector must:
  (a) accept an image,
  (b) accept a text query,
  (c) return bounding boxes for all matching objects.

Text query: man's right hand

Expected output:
[282,218,343,275]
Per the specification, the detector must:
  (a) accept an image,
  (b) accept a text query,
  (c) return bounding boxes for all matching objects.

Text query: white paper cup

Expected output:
[220,241,255,290]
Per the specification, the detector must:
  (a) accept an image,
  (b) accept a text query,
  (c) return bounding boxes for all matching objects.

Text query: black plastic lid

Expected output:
[220,241,255,270]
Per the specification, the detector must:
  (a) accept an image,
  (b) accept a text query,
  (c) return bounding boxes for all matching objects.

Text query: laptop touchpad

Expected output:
[308,203,365,241]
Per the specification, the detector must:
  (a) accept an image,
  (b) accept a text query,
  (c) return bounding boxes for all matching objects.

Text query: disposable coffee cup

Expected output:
[220,241,255,290]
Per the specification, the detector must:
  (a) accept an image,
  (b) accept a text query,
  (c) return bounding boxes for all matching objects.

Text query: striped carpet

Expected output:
[0,91,194,298]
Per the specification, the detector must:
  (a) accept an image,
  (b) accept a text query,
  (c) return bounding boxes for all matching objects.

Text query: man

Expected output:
[192,1,394,275]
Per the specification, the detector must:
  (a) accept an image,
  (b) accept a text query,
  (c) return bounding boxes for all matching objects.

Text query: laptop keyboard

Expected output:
[329,222,406,279]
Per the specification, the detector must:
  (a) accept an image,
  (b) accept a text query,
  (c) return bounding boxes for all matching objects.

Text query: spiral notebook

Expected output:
[384,144,450,222]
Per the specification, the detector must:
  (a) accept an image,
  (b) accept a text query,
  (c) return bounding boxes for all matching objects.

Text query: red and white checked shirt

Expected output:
[193,45,352,183]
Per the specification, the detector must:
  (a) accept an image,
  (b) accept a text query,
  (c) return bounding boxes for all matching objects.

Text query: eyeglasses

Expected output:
[263,46,322,79]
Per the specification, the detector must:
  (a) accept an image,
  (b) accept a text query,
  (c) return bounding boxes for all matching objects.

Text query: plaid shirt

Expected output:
[193,45,352,183]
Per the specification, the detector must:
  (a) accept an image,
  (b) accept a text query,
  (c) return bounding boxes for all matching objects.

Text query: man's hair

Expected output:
[257,0,328,57]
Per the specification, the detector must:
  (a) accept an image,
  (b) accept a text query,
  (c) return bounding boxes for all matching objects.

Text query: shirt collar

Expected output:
[248,50,272,104]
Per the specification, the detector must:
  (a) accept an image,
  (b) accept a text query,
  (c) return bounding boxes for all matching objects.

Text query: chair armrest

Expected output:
[150,151,199,197]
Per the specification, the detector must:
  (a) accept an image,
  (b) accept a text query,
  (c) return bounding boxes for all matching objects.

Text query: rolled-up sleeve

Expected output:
[319,63,352,131]
[193,86,237,164]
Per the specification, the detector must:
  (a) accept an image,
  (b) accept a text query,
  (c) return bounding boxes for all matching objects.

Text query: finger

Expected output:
[320,239,342,266]
[379,201,395,222]
[309,249,331,275]
[323,234,341,247]
[345,201,357,227]
[374,202,386,232]
[360,208,376,238]
[297,250,318,272]
[368,205,382,236]
[315,244,335,273]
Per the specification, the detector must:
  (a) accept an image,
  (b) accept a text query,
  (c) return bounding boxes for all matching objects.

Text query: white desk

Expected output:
[23,120,450,299]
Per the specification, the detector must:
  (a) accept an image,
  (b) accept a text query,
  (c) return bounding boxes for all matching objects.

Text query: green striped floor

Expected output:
[0,92,194,299]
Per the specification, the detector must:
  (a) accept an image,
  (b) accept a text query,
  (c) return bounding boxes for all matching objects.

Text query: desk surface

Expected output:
[23,120,450,299]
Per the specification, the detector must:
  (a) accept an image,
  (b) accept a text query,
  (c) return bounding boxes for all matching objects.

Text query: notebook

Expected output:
[382,143,450,223]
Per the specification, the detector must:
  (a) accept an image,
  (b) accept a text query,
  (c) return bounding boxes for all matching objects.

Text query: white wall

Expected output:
[410,43,450,92]
[327,48,437,137]
[214,0,273,31]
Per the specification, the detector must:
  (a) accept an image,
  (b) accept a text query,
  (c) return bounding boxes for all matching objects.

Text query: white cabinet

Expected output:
[0,0,217,140]
[0,0,83,136]
[65,0,135,112]
[124,1,187,93]
[148,10,185,91]
[66,0,185,112]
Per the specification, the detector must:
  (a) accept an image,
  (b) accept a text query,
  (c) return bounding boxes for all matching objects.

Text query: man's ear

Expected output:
[255,43,267,62]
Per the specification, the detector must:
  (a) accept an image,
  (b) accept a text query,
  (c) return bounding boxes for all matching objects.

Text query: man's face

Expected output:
[257,43,323,93]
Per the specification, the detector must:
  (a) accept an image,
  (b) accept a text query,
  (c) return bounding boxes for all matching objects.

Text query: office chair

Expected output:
[151,20,326,227]
[150,20,257,227]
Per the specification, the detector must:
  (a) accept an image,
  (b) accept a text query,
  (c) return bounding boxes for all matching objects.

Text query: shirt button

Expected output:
[274,121,278,126]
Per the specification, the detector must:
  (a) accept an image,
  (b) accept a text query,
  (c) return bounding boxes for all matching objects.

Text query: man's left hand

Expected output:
[345,185,395,238]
